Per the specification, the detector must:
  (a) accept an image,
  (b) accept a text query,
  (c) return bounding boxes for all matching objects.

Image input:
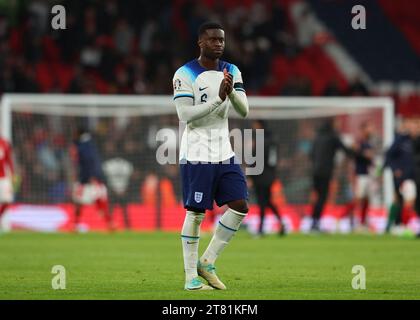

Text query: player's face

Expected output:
[416,119,420,136]
[199,29,225,60]
[402,119,416,137]
[363,123,374,138]
[408,119,418,137]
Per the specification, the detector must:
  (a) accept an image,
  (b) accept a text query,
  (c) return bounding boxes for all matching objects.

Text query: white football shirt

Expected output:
[173,59,245,163]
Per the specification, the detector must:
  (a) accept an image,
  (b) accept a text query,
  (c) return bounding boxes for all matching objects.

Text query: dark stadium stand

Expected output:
[0,0,419,112]
[379,0,420,57]
[311,0,420,82]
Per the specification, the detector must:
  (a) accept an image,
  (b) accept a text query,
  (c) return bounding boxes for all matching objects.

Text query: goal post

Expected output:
[0,94,394,232]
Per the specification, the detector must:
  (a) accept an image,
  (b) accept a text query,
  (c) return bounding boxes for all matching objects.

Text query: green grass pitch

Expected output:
[0,231,419,300]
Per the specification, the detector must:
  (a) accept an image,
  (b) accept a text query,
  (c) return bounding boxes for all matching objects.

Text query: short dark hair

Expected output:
[198,21,224,37]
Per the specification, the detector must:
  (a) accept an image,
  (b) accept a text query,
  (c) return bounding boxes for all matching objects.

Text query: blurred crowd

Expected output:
[13,112,183,204]
[12,109,381,209]
[0,0,370,96]
[1,0,418,212]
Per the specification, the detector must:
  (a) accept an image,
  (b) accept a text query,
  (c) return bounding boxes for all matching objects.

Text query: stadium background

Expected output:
[0,0,420,233]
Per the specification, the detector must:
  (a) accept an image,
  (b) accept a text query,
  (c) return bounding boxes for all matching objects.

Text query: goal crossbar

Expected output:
[0,94,395,207]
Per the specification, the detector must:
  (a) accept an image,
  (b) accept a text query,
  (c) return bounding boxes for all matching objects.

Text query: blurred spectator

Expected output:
[309,119,354,231]
[347,75,370,96]
[1,0,340,96]
[281,75,312,96]
[249,120,286,236]
[103,156,134,230]
[323,79,343,96]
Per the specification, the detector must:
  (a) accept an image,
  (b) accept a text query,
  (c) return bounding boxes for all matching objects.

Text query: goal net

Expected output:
[0,94,394,233]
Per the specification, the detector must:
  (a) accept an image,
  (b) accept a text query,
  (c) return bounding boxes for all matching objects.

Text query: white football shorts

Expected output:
[400,179,417,203]
[355,175,373,199]
[72,182,108,205]
[0,177,13,203]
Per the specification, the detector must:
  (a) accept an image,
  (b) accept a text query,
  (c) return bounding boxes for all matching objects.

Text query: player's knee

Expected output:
[186,206,205,214]
[228,200,249,214]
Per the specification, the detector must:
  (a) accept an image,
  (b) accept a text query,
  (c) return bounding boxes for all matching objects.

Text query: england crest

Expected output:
[194,192,203,203]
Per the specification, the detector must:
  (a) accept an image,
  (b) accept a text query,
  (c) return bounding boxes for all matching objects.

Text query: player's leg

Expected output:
[0,203,9,232]
[386,179,403,233]
[119,193,131,230]
[311,175,330,231]
[394,187,405,227]
[122,204,130,230]
[255,183,268,235]
[354,175,369,230]
[0,204,8,216]
[259,180,286,235]
[180,161,214,290]
[0,178,13,232]
[311,175,321,230]
[265,182,286,235]
[97,198,113,231]
[72,182,84,231]
[181,208,212,290]
[73,203,82,231]
[95,183,114,231]
[360,198,369,225]
[258,203,266,235]
[400,180,417,227]
[268,200,286,235]
[345,201,356,231]
[416,178,420,218]
[199,159,248,290]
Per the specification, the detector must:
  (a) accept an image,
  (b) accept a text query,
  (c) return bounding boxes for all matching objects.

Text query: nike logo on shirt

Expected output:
[199,87,208,91]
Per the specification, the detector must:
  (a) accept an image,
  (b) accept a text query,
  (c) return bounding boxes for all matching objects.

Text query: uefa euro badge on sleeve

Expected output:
[173,79,181,90]
[194,192,203,203]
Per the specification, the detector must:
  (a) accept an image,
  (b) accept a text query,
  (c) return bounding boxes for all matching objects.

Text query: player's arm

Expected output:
[228,89,249,118]
[174,95,224,122]
[385,135,402,158]
[224,68,249,118]
[173,70,225,122]
[377,139,399,176]
[335,136,355,157]
[382,138,400,169]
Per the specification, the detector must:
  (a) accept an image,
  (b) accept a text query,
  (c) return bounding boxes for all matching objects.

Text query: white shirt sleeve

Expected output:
[228,90,249,118]
[174,96,223,122]
[173,69,223,122]
[228,65,249,118]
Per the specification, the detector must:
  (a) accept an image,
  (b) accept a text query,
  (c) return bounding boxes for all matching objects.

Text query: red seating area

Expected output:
[379,0,420,57]
[261,45,348,96]
[5,0,348,97]
[396,95,420,117]
[2,0,419,118]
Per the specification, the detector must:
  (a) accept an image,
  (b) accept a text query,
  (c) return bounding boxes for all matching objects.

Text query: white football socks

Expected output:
[200,207,247,265]
[181,210,205,283]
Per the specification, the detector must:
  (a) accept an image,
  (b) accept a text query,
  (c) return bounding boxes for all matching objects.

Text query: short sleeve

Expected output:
[173,67,194,100]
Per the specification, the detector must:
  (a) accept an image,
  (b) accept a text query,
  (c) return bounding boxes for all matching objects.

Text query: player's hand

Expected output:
[223,68,233,95]
[219,78,227,101]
